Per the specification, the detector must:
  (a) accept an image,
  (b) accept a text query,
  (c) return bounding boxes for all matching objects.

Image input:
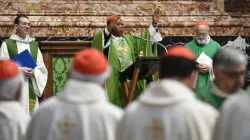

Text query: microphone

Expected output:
[45,37,53,41]
[123,27,168,53]
[45,36,91,41]
[80,36,93,41]
[132,35,168,53]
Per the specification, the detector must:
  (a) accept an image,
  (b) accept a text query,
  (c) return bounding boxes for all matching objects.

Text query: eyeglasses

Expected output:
[220,70,246,79]
[196,33,208,37]
[18,22,31,27]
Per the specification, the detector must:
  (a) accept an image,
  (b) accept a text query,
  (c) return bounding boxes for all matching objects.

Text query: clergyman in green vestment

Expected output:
[197,48,247,110]
[92,9,162,107]
[0,16,48,115]
[185,20,220,96]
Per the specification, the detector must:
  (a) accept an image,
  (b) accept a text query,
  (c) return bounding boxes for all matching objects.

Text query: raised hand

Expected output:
[152,8,161,25]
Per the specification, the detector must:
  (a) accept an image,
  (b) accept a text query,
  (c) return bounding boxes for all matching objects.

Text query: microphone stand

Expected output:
[132,35,168,53]
[123,27,167,53]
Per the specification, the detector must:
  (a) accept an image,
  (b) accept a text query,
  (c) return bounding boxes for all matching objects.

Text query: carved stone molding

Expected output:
[0,0,249,36]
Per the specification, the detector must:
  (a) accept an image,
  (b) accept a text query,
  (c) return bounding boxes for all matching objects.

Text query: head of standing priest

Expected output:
[107,14,124,37]
[14,16,30,39]
[0,59,23,101]
[159,46,198,89]
[108,8,161,37]
[195,20,210,45]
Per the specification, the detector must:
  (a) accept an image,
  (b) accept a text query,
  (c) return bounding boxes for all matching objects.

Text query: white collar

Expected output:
[0,101,27,120]
[58,79,107,103]
[205,35,211,44]
[112,35,123,41]
[139,79,195,105]
[10,34,35,44]
[211,82,229,98]
[102,28,111,49]
[104,28,110,36]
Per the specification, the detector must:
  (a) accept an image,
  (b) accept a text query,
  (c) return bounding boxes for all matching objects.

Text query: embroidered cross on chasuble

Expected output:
[145,118,164,139]
[113,38,133,72]
[57,114,76,135]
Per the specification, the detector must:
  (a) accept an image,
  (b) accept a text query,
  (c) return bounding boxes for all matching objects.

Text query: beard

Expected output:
[196,35,209,45]
[111,26,123,37]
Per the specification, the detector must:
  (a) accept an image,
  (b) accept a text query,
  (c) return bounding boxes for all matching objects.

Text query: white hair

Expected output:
[69,66,111,85]
[213,47,247,70]
[0,73,24,101]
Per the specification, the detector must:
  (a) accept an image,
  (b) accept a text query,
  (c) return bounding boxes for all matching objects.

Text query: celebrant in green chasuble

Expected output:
[185,20,220,97]
[92,9,162,107]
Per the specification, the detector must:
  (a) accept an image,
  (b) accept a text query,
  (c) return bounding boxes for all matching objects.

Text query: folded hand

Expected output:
[21,67,34,78]
[197,64,210,73]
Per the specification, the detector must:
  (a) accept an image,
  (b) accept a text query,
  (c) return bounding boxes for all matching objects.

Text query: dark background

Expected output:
[1,36,250,88]
[1,36,248,56]
[224,0,250,13]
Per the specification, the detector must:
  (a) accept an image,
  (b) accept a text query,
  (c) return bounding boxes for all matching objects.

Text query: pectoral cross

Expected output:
[57,114,76,134]
[121,46,128,55]
[119,41,128,55]
[145,118,164,139]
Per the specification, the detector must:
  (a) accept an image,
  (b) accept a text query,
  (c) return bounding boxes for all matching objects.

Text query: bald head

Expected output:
[213,48,247,70]
[196,25,209,32]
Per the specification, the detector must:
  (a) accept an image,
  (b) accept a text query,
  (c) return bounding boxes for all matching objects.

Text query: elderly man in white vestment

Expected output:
[212,89,249,140]
[0,59,30,140]
[26,48,123,140]
[116,46,218,140]
[0,15,48,115]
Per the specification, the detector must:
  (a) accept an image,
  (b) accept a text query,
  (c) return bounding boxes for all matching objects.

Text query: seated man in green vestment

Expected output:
[92,9,162,107]
[198,48,247,110]
[185,20,221,96]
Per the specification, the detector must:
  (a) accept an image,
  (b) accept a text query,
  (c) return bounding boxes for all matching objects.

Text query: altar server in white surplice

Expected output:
[26,48,123,140]
[0,15,48,115]
[0,59,30,140]
[116,46,218,140]
[213,89,250,140]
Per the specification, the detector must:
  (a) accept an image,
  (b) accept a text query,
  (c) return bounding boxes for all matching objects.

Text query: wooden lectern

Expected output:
[119,53,161,105]
[39,41,91,101]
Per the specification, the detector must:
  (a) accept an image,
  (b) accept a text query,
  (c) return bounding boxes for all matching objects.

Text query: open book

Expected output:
[196,52,214,81]
[196,52,212,68]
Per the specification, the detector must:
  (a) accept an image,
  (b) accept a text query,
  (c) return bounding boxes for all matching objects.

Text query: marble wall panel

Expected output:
[0,27,247,37]
[0,0,249,36]
[225,0,250,13]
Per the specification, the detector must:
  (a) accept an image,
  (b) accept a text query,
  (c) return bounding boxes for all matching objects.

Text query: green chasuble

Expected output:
[185,39,220,96]
[92,31,104,53]
[197,84,226,110]
[93,31,157,107]
[5,39,38,111]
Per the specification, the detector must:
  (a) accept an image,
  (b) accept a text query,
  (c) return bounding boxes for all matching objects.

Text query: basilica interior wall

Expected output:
[0,0,249,37]
[1,0,249,96]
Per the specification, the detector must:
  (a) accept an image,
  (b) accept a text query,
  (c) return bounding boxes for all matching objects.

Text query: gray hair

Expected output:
[69,66,111,85]
[0,73,24,101]
[213,47,247,70]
